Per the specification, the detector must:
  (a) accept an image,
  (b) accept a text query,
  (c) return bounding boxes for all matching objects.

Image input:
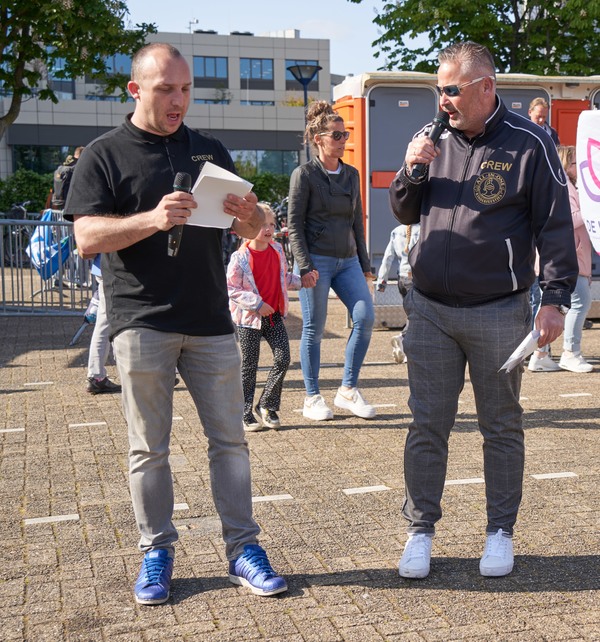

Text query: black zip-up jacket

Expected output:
[389,97,578,308]
[288,157,370,276]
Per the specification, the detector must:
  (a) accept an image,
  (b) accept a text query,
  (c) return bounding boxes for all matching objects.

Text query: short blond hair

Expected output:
[257,202,275,223]
[529,97,549,111]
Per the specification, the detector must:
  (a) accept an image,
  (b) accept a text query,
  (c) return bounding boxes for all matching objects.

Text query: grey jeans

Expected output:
[87,276,111,379]
[402,288,531,536]
[112,328,260,559]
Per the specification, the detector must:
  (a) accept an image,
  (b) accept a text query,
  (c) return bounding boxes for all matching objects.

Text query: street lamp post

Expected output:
[287,64,322,160]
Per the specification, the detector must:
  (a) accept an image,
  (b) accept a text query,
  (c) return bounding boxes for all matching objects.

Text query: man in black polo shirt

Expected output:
[64,43,287,604]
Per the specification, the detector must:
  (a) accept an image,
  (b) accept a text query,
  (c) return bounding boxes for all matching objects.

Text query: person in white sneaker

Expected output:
[375,223,420,365]
[391,41,578,579]
[556,146,594,374]
[288,101,376,422]
[528,349,560,372]
[527,252,561,372]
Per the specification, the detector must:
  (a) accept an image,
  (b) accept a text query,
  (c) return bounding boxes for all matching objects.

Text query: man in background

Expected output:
[51,146,84,210]
[528,97,560,145]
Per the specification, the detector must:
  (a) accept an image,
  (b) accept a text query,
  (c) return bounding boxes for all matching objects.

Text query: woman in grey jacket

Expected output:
[288,101,375,421]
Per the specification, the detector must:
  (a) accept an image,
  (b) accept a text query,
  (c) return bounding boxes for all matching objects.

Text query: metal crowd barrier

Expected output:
[0,218,93,315]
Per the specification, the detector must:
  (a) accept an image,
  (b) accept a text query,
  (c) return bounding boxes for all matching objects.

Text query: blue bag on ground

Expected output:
[26,209,72,280]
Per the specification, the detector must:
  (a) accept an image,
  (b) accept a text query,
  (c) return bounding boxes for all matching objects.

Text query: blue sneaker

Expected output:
[134,549,174,605]
[228,544,288,596]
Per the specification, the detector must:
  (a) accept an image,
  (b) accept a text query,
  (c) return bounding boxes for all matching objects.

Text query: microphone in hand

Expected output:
[410,110,450,180]
[167,171,192,257]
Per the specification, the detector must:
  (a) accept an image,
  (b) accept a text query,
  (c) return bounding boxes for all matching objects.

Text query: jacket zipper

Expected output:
[505,238,518,290]
[443,142,476,299]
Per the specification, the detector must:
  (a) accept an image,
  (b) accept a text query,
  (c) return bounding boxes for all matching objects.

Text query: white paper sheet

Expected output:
[186,161,253,229]
[498,330,540,373]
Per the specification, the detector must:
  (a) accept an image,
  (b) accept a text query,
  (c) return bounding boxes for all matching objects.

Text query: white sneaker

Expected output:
[391,335,406,364]
[399,533,433,579]
[528,353,561,372]
[334,387,376,419]
[480,529,514,577]
[559,351,593,373]
[303,394,333,421]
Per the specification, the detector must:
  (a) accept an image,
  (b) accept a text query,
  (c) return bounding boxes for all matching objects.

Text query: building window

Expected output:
[85,54,131,83]
[85,94,133,102]
[13,145,72,174]
[285,59,319,91]
[106,54,132,76]
[48,55,75,100]
[230,150,299,176]
[84,54,132,101]
[194,98,230,104]
[240,58,274,90]
[240,100,275,106]
[194,56,228,88]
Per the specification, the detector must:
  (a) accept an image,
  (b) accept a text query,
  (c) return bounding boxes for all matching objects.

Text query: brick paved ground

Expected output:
[1,294,599,641]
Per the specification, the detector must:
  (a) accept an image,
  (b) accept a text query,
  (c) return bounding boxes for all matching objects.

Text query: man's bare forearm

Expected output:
[73,213,159,255]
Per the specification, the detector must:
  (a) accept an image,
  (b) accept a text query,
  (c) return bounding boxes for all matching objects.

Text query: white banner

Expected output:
[576,110,600,255]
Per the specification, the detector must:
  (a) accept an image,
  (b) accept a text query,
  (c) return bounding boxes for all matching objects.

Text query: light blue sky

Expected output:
[124,0,384,76]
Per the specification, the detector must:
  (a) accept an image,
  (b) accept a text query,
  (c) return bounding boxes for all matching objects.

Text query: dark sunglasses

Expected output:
[436,75,490,97]
[320,130,350,141]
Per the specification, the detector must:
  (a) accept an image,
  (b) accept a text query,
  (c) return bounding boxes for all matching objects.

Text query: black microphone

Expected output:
[410,110,450,180]
[167,171,192,257]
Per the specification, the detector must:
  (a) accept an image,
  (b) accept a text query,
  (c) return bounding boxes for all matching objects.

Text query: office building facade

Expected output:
[0,29,331,179]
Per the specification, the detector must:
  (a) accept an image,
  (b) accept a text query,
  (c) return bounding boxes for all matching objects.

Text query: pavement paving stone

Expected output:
[1,298,599,640]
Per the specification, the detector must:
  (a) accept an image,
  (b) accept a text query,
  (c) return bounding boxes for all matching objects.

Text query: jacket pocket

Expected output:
[310,224,326,245]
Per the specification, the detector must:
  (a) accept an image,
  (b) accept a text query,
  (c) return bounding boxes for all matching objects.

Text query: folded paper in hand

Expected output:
[498,330,540,373]
[186,161,253,229]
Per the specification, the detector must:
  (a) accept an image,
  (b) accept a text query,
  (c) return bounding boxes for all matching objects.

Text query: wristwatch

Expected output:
[552,304,569,315]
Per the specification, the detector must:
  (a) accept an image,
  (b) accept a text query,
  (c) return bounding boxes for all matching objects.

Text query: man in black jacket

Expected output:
[51,146,84,210]
[389,41,577,580]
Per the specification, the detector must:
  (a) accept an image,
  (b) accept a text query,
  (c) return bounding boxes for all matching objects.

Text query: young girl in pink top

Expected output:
[227,203,317,430]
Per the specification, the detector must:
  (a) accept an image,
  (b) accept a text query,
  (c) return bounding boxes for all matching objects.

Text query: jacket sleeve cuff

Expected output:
[540,289,572,308]
[399,163,428,185]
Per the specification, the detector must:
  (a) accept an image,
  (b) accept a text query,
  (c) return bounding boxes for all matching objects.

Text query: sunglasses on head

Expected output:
[436,75,491,97]
[320,130,350,141]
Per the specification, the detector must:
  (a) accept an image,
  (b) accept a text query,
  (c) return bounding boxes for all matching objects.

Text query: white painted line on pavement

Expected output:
[373,403,397,408]
[24,514,80,525]
[559,393,592,398]
[68,421,107,428]
[172,416,183,421]
[531,472,578,480]
[0,428,25,433]
[252,494,294,503]
[342,485,390,495]
[24,381,54,386]
[174,503,189,511]
[445,477,485,486]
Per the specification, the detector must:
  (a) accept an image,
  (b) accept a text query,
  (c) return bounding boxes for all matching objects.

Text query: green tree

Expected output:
[242,172,290,204]
[0,0,156,142]
[0,168,53,214]
[347,0,600,75]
